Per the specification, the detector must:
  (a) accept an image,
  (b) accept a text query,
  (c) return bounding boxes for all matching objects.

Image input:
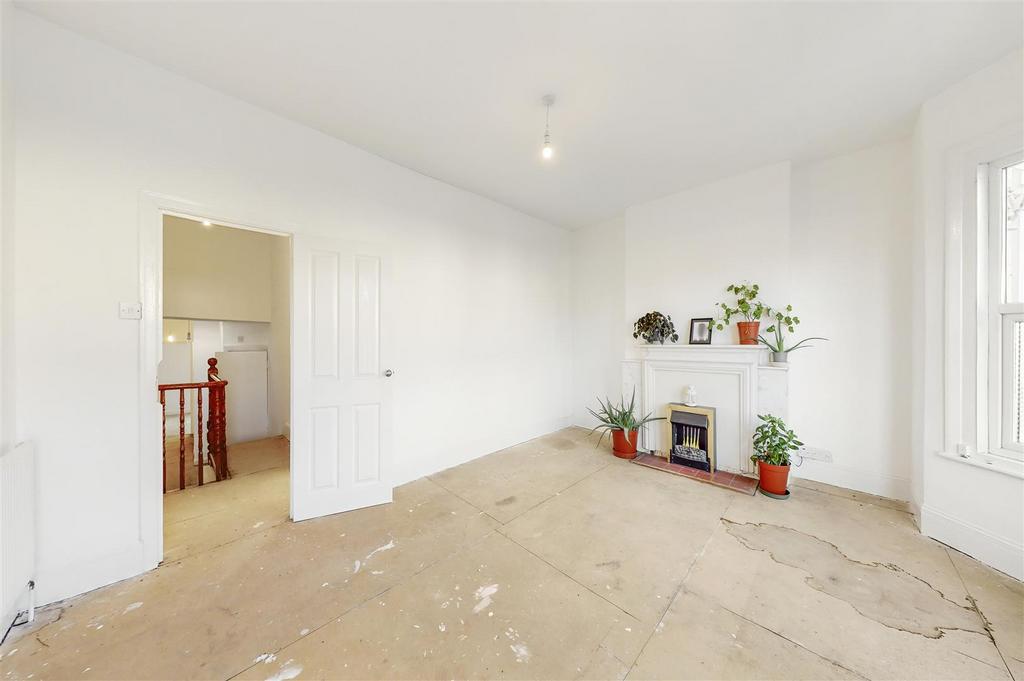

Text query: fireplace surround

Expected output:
[622,344,788,473]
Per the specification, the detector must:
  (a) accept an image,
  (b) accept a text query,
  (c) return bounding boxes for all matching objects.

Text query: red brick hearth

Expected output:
[632,453,759,495]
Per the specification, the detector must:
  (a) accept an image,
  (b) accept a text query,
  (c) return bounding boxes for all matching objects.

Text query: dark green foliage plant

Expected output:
[633,311,679,344]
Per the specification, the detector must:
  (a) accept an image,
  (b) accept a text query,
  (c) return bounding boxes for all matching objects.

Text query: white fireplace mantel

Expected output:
[622,343,788,474]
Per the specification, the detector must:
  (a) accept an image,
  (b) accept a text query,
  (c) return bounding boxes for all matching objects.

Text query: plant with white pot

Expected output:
[758,304,827,363]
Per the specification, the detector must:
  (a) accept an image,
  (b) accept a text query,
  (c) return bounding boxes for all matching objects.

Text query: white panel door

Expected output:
[291,235,392,521]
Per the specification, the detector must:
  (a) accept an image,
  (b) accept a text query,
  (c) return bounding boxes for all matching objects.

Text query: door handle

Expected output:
[384,369,394,377]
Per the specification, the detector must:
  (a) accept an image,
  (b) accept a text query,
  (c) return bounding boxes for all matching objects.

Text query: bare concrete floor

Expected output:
[1,427,1020,680]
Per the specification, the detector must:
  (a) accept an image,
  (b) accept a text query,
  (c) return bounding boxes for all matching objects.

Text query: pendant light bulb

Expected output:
[541,94,555,161]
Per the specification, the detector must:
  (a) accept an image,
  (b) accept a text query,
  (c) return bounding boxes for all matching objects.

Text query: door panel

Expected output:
[292,235,392,521]
[356,255,381,377]
[354,403,382,483]
[312,253,340,378]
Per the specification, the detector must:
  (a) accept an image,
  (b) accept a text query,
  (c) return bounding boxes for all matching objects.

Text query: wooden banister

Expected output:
[206,358,228,485]
[158,357,230,493]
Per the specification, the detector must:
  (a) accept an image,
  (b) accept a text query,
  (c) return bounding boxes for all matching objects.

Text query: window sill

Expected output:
[935,450,1024,480]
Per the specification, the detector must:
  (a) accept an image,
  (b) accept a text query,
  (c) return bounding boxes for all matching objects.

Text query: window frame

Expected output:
[985,152,1024,459]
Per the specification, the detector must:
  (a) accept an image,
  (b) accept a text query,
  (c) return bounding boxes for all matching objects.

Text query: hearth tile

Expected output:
[632,454,757,496]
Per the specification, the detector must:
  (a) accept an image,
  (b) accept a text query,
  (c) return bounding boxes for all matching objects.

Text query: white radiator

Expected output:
[1,441,35,628]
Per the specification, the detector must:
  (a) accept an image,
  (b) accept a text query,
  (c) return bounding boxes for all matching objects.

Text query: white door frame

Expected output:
[137,191,293,568]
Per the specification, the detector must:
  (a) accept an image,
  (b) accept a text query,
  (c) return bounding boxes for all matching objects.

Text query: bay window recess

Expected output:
[942,131,1024,477]
[989,155,1024,457]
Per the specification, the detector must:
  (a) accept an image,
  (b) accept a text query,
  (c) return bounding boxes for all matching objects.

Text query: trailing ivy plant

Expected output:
[751,414,802,466]
[713,283,766,331]
[587,390,664,448]
[758,304,828,354]
[633,311,679,344]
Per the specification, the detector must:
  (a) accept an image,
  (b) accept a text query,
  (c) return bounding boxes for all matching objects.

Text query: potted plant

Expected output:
[588,391,664,459]
[633,311,679,344]
[759,304,827,363]
[751,414,802,496]
[713,283,766,345]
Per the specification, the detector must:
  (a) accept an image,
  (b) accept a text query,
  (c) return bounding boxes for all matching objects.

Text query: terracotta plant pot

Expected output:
[757,461,790,495]
[736,321,760,345]
[611,429,639,459]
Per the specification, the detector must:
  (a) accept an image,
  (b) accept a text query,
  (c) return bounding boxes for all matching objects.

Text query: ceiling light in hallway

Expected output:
[541,94,555,161]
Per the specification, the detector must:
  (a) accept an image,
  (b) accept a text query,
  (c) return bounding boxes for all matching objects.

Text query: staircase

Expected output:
[158,357,230,493]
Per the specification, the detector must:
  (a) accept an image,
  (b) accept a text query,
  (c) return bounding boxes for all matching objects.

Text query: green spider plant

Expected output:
[587,390,664,448]
[758,304,827,353]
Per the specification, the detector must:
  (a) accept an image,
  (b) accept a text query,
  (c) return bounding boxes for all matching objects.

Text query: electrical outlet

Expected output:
[118,302,142,320]
[796,446,832,463]
[237,336,244,343]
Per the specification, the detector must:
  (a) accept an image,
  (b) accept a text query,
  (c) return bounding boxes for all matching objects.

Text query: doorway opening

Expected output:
[157,214,291,560]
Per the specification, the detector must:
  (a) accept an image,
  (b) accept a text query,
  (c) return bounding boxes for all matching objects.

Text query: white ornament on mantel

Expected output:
[683,385,697,406]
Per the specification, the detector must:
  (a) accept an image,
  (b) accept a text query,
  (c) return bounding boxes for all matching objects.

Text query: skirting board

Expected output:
[395,416,572,487]
[791,458,910,501]
[35,540,154,608]
[36,417,571,609]
[921,504,1024,580]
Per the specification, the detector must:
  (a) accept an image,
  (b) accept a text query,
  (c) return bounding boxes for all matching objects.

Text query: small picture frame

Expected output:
[689,318,713,345]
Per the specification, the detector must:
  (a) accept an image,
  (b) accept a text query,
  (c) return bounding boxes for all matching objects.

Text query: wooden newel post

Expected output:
[207,357,229,481]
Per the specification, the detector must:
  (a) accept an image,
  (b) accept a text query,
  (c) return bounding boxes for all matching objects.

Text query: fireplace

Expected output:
[667,404,716,473]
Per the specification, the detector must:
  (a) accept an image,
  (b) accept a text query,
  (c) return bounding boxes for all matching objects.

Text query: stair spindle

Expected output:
[178,388,186,491]
[197,387,204,487]
[160,389,166,494]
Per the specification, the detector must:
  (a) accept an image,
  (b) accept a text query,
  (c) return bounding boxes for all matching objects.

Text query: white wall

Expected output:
[912,49,1024,579]
[789,140,913,499]
[625,163,791,347]
[190,320,223,387]
[269,236,290,438]
[163,215,279,322]
[0,0,13,457]
[13,11,571,605]
[0,0,21,627]
[571,216,625,425]
[221,321,270,349]
[573,152,915,499]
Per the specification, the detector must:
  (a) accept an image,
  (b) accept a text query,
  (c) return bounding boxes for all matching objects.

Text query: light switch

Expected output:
[119,302,142,320]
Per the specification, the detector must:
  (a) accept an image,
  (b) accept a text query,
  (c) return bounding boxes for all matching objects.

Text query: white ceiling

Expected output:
[19,1,1024,228]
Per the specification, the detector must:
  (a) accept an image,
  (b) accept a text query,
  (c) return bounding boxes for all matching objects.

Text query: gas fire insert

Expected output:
[667,403,716,473]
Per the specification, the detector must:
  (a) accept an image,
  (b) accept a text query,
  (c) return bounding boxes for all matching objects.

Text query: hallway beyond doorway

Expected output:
[163,436,289,563]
